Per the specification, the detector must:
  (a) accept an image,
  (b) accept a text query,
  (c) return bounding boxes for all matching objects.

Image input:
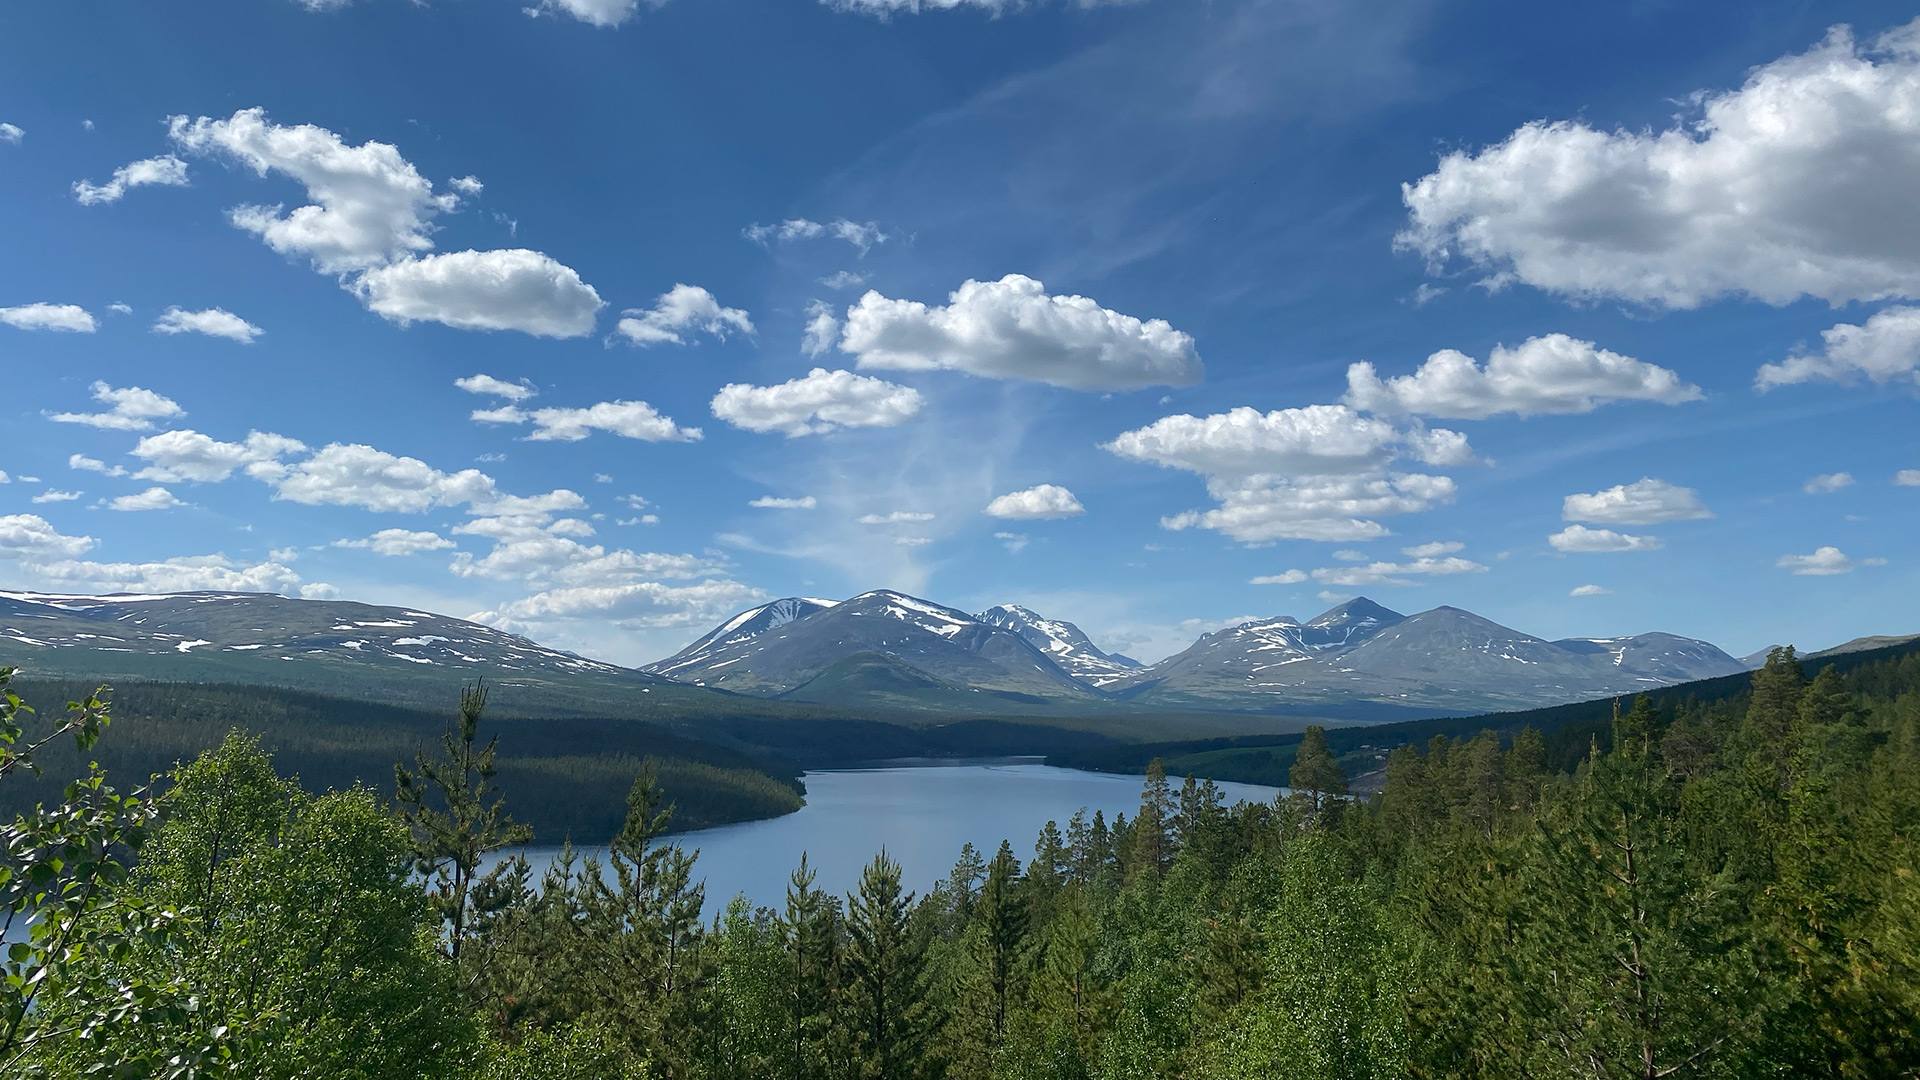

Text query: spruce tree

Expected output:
[394,680,533,970]
[778,854,839,1080]
[1288,726,1347,815]
[1129,759,1175,880]
[977,841,1029,1047]
[846,851,926,1080]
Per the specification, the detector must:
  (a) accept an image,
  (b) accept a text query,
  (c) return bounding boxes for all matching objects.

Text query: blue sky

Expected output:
[2,0,1916,666]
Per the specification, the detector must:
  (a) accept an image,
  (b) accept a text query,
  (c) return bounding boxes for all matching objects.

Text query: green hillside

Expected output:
[1050,637,1920,784]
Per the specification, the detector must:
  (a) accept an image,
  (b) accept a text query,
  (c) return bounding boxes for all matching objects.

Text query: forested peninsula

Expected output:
[5,644,1919,1077]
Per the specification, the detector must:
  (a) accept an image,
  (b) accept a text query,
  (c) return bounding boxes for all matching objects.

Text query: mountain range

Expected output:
[5,586,1897,724]
[644,590,1752,716]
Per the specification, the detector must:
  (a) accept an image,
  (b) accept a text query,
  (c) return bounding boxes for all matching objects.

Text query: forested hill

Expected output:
[0,677,1125,842]
[1049,635,1920,786]
[0,678,806,841]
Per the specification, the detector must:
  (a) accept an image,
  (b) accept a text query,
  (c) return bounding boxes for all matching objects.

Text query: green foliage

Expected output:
[396,680,536,972]
[1288,725,1347,812]
[0,670,192,1078]
[11,644,1920,1078]
[33,731,475,1078]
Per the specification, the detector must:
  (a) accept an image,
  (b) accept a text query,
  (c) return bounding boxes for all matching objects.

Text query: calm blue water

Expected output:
[505,761,1285,913]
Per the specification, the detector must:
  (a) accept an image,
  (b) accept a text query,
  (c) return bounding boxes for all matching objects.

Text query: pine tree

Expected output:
[778,854,839,1080]
[846,851,926,1080]
[1129,759,1175,881]
[1505,726,1548,811]
[1289,726,1347,816]
[394,680,533,972]
[1497,739,1767,1078]
[977,841,1028,1047]
[1029,820,1068,920]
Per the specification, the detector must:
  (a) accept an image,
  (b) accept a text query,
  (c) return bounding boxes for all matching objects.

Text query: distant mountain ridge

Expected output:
[641,590,1100,704]
[0,586,1853,722]
[1110,600,1748,713]
[655,591,1750,716]
[0,590,628,677]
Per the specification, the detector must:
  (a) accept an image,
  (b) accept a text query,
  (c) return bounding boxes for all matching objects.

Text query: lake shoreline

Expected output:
[505,761,1287,911]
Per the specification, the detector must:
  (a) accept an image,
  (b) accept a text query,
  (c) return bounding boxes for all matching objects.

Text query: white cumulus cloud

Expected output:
[0,515,96,561]
[858,511,935,525]
[48,382,185,431]
[153,306,263,343]
[106,487,183,512]
[1,303,97,333]
[750,496,817,509]
[802,300,840,358]
[1562,478,1712,526]
[356,249,603,338]
[475,400,702,443]
[1104,404,1474,543]
[1310,555,1487,587]
[984,484,1085,520]
[614,284,753,346]
[1896,469,1920,486]
[1778,546,1856,575]
[840,274,1202,391]
[1757,305,1920,390]
[527,0,662,29]
[167,108,595,338]
[68,454,126,477]
[1251,569,1309,585]
[0,123,21,145]
[711,367,923,437]
[1805,472,1855,494]
[333,528,456,556]
[483,578,767,631]
[1570,584,1611,596]
[131,429,306,483]
[1401,540,1463,558]
[73,155,189,206]
[169,107,453,273]
[1345,334,1701,418]
[455,374,537,401]
[1398,20,1920,308]
[31,490,81,504]
[1549,525,1665,553]
[271,443,498,513]
[30,554,301,595]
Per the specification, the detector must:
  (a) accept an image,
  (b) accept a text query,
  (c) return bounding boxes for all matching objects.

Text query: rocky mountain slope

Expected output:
[641,590,1101,705]
[0,589,739,719]
[1107,599,1748,714]
[974,604,1140,684]
[660,592,1749,716]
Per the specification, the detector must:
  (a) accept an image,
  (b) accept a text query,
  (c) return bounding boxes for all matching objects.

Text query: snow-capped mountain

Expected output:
[974,604,1140,685]
[646,597,840,683]
[0,590,628,676]
[642,590,1100,703]
[0,587,1769,721]
[1110,599,1747,714]
[0,590,724,718]
[1550,633,1750,683]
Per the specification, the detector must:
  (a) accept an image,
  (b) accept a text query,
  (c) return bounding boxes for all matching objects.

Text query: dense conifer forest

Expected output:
[5,646,1918,1077]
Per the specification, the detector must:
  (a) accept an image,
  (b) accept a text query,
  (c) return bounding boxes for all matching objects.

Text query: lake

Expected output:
[506,760,1285,912]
